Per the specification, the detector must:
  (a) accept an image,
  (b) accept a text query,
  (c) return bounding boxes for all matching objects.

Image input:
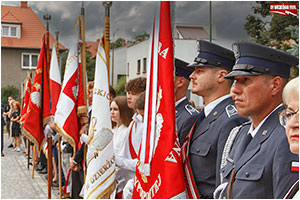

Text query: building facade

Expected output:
[1,1,65,98]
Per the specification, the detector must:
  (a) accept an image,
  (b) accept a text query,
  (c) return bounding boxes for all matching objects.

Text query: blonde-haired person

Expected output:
[10,101,21,152]
[280,77,299,199]
[110,96,134,198]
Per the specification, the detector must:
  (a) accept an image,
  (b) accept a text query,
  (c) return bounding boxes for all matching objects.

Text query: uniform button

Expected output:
[245,172,249,177]
[196,149,200,153]
[222,169,225,173]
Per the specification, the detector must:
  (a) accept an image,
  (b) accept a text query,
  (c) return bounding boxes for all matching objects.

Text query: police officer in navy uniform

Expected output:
[175,58,200,146]
[186,40,248,198]
[216,42,299,199]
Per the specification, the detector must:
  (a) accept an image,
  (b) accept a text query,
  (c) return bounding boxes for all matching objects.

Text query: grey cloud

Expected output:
[2,1,257,48]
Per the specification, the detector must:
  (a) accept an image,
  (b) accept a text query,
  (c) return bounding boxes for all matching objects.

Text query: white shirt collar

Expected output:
[248,104,283,138]
[132,113,143,123]
[204,94,231,117]
[175,96,187,107]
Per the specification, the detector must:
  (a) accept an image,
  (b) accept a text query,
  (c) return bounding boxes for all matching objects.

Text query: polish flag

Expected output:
[54,41,82,156]
[49,43,62,115]
[132,2,186,198]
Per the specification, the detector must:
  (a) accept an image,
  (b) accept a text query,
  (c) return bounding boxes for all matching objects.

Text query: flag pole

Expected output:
[80,2,87,108]
[44,13,52,199]
[32,144,36,178]
[103,1,112,85]
[80,1,88,184]
[55,31,62,199]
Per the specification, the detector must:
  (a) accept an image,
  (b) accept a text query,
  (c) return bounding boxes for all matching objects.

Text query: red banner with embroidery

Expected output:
[20,76,31,124]
[132,2,186,198]
[23,34,51,150]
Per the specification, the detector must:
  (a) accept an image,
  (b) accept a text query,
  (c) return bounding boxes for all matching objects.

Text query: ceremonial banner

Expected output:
[23,35,51,150]
[132,2,186,199]
[54,42,81,156]
[50,43,62,115]
[20,75,31,124]
[84,39,116,199]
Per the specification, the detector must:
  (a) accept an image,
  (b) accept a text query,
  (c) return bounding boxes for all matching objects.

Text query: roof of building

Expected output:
[1,3,65,50]
[86,41,98,59]
[176,25,209,40]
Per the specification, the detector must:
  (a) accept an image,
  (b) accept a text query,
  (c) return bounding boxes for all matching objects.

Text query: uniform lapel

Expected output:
[191,97,233,142]
[234,105,285,173]
[176,98,188,118]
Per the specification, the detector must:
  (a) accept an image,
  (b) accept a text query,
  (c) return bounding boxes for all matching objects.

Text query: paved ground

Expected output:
[1,132,60,199]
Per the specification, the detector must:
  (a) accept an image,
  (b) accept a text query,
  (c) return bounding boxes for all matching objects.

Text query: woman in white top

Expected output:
[110,96,134,198]
[280,77,299,199]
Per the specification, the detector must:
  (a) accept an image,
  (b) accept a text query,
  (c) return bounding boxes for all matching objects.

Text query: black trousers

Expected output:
[71,169,84,199]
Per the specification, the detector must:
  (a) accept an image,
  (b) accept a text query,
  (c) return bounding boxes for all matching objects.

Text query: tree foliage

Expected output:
[244,1,299,51]
[114,75,127,95]
[111,38,126,49]
[1,85,19,105]
[60,45,96,82]
[134,32,150,42]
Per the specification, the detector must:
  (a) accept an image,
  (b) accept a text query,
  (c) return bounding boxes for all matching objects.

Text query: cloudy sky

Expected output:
[2,1,258,48]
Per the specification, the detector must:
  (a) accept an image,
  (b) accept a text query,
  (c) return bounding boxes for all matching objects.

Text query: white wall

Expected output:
[110,46,127,86]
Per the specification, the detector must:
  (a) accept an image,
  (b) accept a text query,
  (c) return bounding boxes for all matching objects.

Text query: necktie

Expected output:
[236,133,252,159]
[197,109,205,125]
[227,133,252,198]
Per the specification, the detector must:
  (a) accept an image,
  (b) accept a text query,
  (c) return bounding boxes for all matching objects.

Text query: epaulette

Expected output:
[185,104,200,116]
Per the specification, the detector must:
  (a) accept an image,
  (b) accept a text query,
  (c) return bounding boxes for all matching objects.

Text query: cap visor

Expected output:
[187,62,215,68]
[225,70,262,79]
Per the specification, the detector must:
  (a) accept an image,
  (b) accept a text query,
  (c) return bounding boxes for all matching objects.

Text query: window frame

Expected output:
[137,59,141,75]
[21,53,39,69]
[1,24,21,38]
[143,57,147,73]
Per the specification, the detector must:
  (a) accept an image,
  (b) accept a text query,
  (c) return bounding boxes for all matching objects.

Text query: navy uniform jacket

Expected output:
[189,97,248,198]
[176,98,200,146]
[221,105,299,198]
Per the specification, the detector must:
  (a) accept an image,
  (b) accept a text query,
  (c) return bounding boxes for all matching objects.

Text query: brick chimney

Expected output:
[21,1,28,8]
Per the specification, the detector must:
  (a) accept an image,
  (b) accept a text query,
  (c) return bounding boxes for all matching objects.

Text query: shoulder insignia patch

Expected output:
[185,104,200,115]
[225,104,237,118]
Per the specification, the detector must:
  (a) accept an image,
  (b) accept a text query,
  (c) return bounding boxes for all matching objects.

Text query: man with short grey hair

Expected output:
[217,42,299,199]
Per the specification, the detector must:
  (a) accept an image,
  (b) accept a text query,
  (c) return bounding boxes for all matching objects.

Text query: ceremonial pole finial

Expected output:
[103,1,112,16]
[43,14,51,32]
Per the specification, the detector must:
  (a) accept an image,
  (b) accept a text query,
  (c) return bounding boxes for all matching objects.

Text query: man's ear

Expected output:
[270,76,283,96]
[216,69,228,83]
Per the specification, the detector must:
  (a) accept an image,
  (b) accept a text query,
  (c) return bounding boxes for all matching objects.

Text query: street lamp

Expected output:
[112,28,119,87]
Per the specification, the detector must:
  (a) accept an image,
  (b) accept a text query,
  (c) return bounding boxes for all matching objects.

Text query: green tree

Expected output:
[114,76,127,95]
[134,32,150,42]
[244,1,299,51]
[60,45,96,82]
[111,38,126,49]
[86,49,96,81]
[1,85,19,105]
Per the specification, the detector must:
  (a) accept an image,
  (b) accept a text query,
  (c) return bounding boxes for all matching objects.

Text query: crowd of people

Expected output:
[1,40,299,199]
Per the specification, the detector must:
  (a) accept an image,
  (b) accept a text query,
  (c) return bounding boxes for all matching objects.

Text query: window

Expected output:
[22,53,39,69]
[1,24,20,38]
[137,59,141,74]
[143,57,147,73]
[127,63,129,76]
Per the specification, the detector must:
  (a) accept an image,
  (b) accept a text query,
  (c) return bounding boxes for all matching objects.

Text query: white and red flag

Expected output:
[132,2,186,198]
[49,43,62,115]
[54,41,83,156]
[84,37,116,199]
[23,34,51,150]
